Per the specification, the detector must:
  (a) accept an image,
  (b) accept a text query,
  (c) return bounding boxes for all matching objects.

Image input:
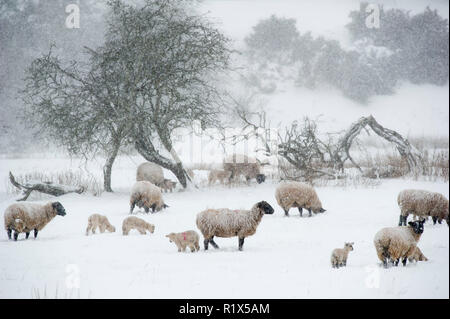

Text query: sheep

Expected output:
[397,189,449,226]
[160,179,177,193]
[130,181,168,214]
[275,181,326,217]
[136,162,165,186]
[331,242,354,268]
[408,246,428,263]
[196,200,274,251]
[373,219,425,268]
[85,214,116,235]
[165,230,200,252]
[208,169,232,186]
[223,154,266,184]
[4,201,66,241]
[122,216,155,235]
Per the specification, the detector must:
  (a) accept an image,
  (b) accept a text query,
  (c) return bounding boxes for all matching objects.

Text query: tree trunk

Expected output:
[103,141,120,192]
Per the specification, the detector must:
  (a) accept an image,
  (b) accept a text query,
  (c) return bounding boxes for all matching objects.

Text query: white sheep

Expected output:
[331,242,354,268]
[86,214,116,235]
[397,189,449,226]
[165,230,200,252]
[136,162,165,186]
[4,201,66,241]
[374,219,425,268]
[160,178,177,193]
[130,181,168,214]
[122,216,155,235]
[207,169,231,186]
[196,201,274,251]
[275,181,326,217]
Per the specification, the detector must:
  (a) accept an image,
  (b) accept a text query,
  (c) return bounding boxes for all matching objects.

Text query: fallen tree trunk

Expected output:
[9,171,85,201]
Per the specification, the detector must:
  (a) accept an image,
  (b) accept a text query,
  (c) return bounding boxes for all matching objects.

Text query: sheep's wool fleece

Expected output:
[374,226,420,259]
[398,189,448,217]
[136,162,164,185]
[4,202,55,231]
[130,181,163,207]
[196,203,263,238]
[275,181,321,210]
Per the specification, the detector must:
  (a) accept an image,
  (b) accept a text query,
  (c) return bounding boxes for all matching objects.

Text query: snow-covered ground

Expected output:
[0,157,448,298]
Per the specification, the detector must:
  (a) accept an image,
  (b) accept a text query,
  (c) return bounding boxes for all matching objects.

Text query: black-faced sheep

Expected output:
[275,181,326,217]
[374,219,425,268]
[122,216,155,235]
[4,201,66,241]
[331,242,354,268]
[223,154,266,184]
[165,230,200,252]
[397,189,449,226]
[130,181,168,214]
[196,201,274,251]
[86,214,116,235]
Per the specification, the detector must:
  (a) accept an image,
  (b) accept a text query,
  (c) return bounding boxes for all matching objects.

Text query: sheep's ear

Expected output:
[420,218,426,223]
[52,202,60,208]
[408,221,414,226]
[319,208,326,213]
[163,203,169,208]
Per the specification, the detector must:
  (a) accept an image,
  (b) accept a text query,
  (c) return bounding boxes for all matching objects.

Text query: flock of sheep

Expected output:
[3,154,449,269]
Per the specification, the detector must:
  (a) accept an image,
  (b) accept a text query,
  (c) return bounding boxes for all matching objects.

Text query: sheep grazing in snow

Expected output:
[130,181,168,214]
[208,169,232,186]
[136,162,165,187]
[196,201,274,251]
[374,219,426,268]
[4,201,66,241]
[408,246,428,263]
[223,154,266,184]
[86,214,115,235]
[397,189,449,226]
[165,230,200,252]
[160,178,177,193]
[122,216,155,235]
[331,242,354,268]
[275,181,326,217]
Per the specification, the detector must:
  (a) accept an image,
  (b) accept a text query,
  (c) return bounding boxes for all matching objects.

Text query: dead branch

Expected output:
[9,171,85,201]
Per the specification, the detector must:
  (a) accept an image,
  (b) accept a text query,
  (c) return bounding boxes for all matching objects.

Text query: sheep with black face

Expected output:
[374,219,426,268]
[4,201,66,241]
[196,201,274,251]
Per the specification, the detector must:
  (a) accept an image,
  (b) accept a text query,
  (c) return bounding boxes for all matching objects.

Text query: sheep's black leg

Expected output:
[432,216,437,225]
[298,207,303,217]
[25,232,30,239]
[13,231,19,241]
[382,259,388,268]
[238,237,245,251]
[308,209,312,217]
[129,202,135,214]
[34,229,38,238]
[7,228,12,240]
[398,215,403,226]
[284,209,289,217]
[209,237,219,249]
[402,258,407,266]
[204,239,209,250]
[394,259,399,266]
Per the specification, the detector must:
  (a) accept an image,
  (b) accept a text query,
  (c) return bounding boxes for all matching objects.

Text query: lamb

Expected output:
[208,169,232,186]
[122,216,155,235]
[4,201,66,241]
[136,162,165,186]
[397,189,449,226]
[165,230,200,252]
[223,154,266,184]
[85,214,116,235]
[373,219,425,268]
[160,179,177,193]
[130,181,168,214]
[275,181,326,217]
[196,200,274,251]
[407,246,428,263]
[331,242,354,268]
